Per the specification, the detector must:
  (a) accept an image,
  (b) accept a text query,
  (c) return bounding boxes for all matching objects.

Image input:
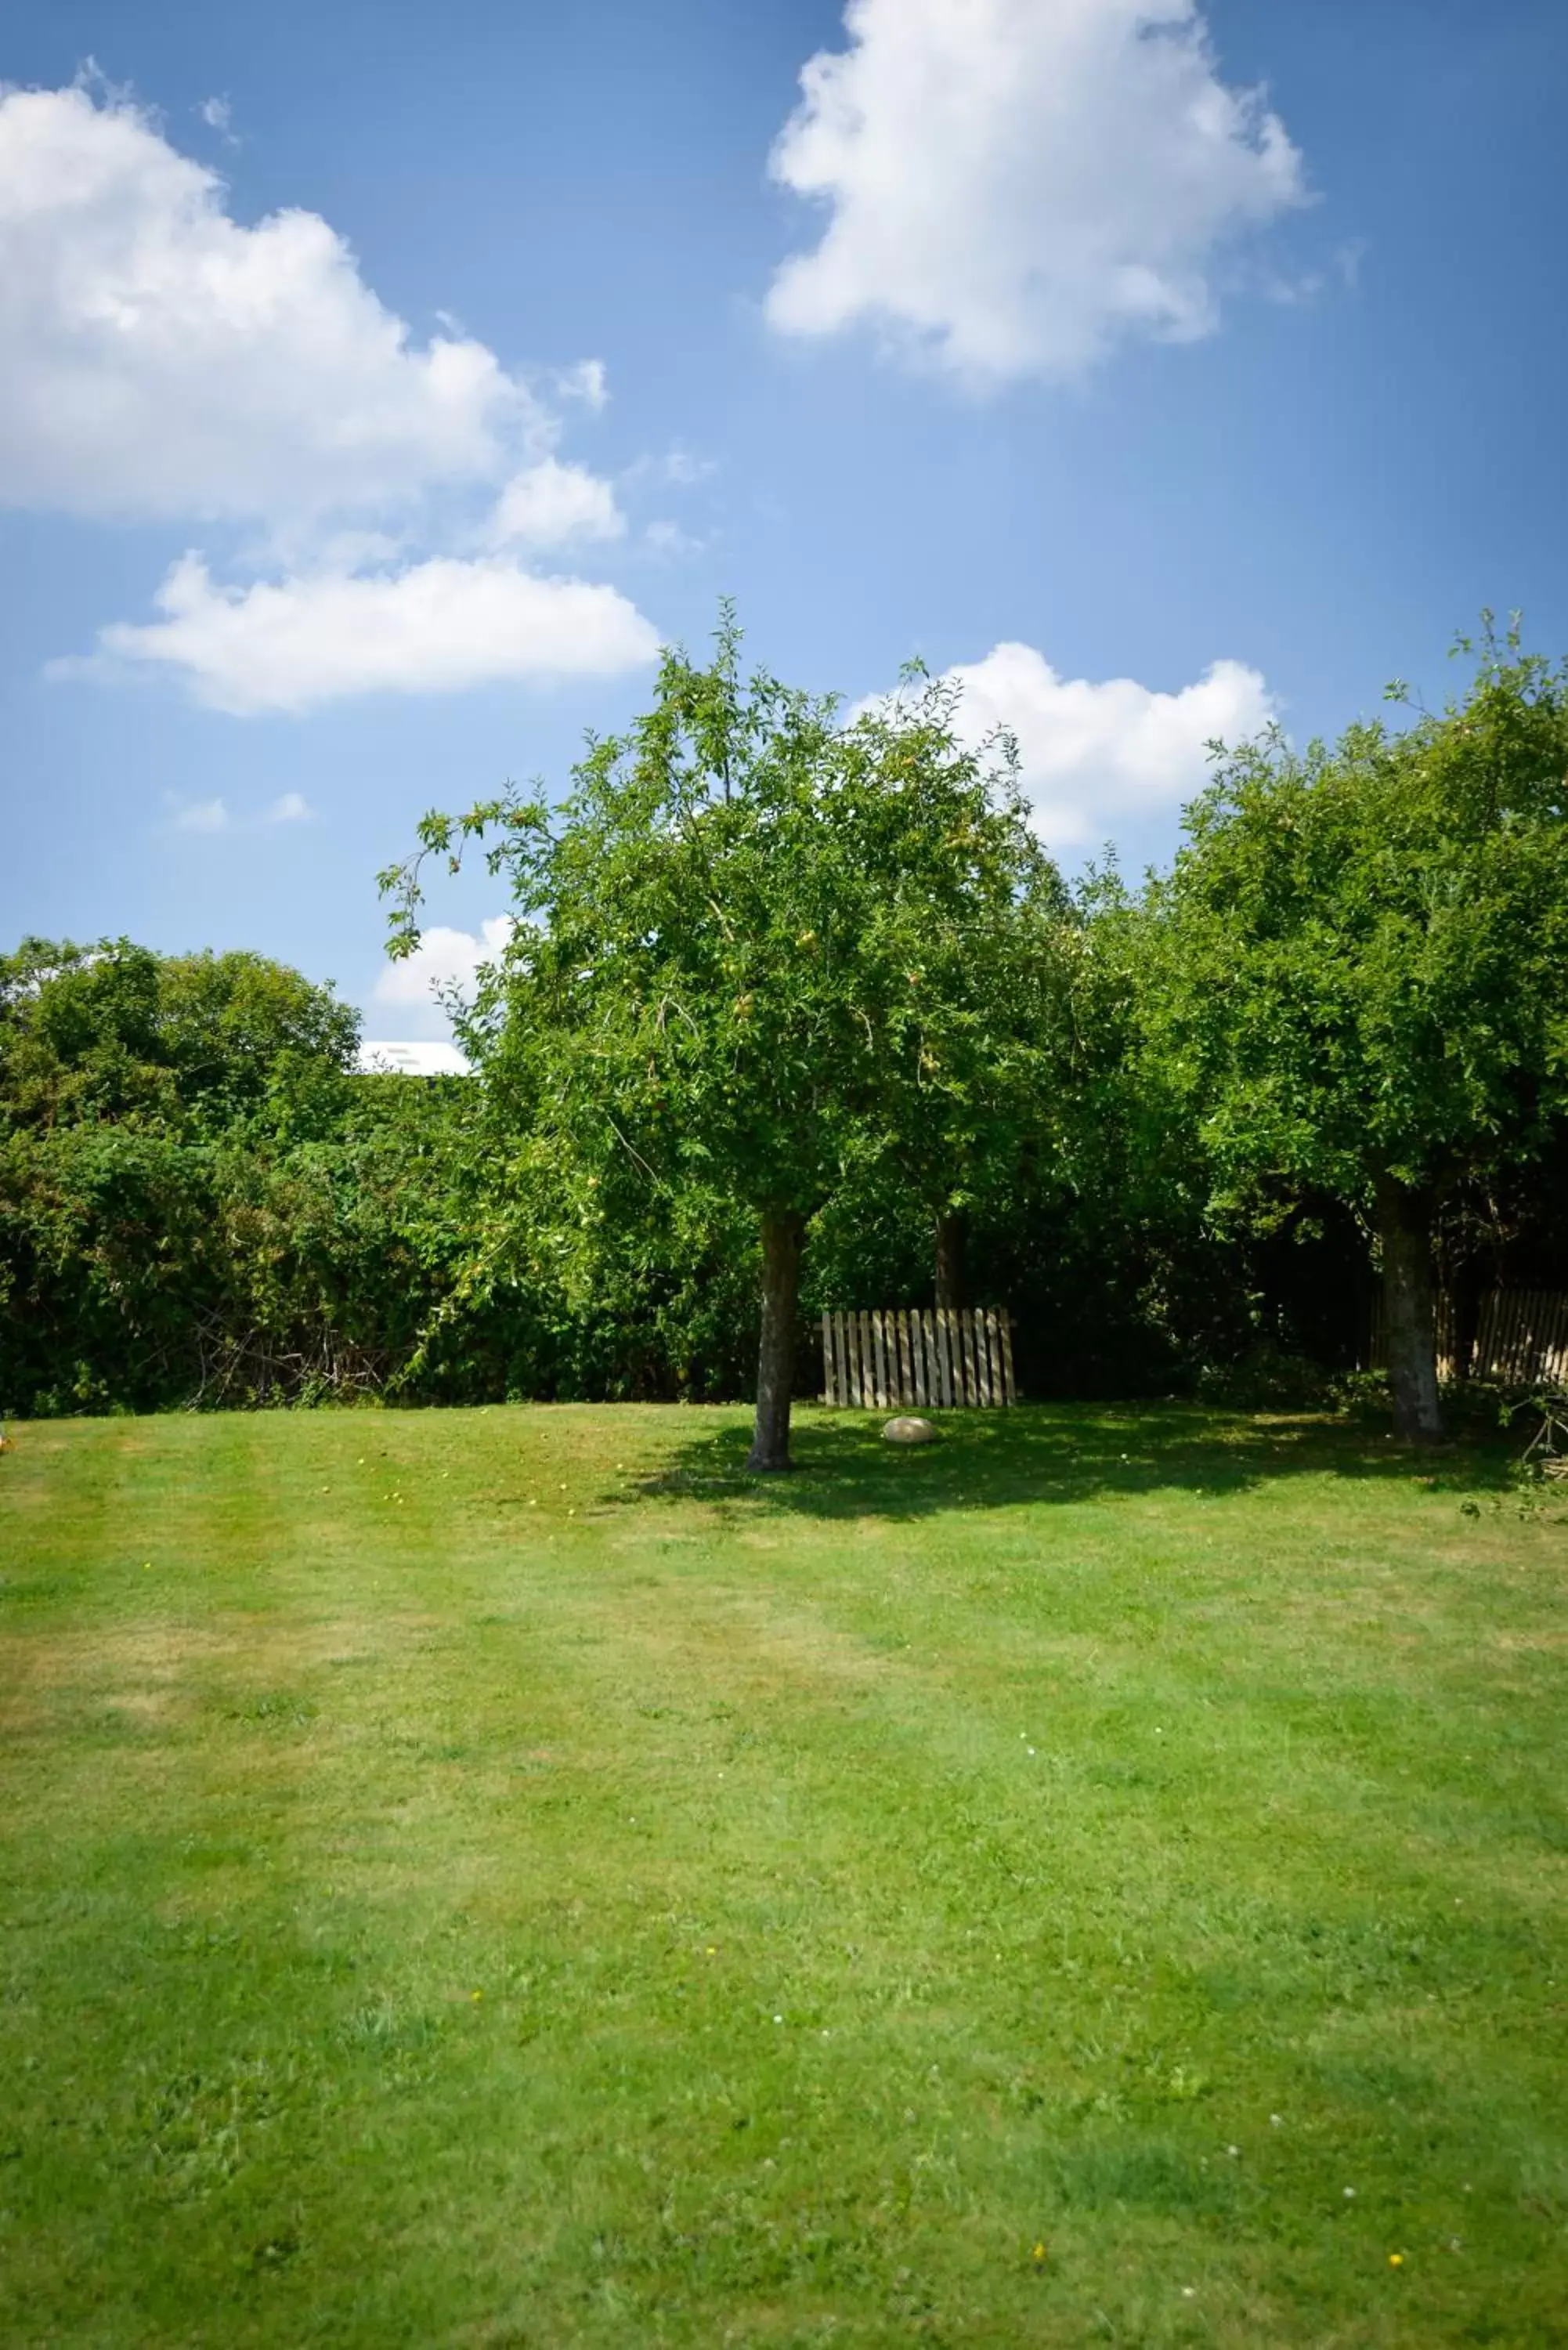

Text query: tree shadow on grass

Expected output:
[624,1402,1519,1522]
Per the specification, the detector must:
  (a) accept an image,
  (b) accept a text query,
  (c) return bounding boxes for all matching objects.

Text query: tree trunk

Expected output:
[747,1208,804,1473]
[1375,1176,1443,1444]
[934,1209,968,1311]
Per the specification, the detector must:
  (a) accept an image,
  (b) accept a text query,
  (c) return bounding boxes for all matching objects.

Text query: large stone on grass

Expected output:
[882,1415,937,1445]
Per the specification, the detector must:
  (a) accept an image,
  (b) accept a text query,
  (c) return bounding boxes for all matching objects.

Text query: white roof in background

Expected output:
[356,1040,471,1076]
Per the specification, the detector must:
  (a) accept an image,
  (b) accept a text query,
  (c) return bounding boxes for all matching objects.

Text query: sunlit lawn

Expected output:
[1,1401,1565,2347]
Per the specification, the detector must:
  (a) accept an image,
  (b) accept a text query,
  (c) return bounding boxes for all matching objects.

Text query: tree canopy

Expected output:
[0,938,360,1134]
[385,616,1068,1466]
[1143,623,1568,1437]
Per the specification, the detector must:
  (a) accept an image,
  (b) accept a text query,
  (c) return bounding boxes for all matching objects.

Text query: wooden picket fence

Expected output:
[1369,1287,1568,1386]
[1471,1289,1568,1386]
[821,1307,1017,1410]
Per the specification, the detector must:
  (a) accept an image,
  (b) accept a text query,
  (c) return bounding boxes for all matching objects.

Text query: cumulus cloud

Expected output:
[940,640,1276,848]
[553,358,609,410]
[373,918,514,1007]
[171,795,229,833]
[81,551,659,714]
[1,82,659,708]
[372,918,513,1041]
[767,0,1307,384]
[163,787,314,831]
[485,457,624,550]
[0,82,547,524]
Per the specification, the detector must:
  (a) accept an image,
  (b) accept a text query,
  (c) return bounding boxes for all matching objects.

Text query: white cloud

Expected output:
[553,358,609,410]
[371,920,512,1042]
[172,794,229,833]
[373,916,515,1009]
[0,82,554,525]
[196,95,236,141]
[936,641,1277,849]
[3,83,663,713]
[767,0,1307,385]
[644,519,704,558]
[78,550,659,714]
[486,457,624,550]
[162,787,316,831]
[356,1039,471,1076]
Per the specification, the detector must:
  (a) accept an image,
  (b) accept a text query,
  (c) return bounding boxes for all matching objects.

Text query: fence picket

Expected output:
[1374,1286,1568,1386]
[821,1305,1022,1409]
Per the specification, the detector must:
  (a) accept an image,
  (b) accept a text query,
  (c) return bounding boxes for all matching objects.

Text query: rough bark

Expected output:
[934,1209,968,1311]
[747,1208,804,1473]
[1375,1175,1443,1444]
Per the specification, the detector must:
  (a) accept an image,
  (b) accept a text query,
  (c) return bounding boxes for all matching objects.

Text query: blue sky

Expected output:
[2,0,1565,1053]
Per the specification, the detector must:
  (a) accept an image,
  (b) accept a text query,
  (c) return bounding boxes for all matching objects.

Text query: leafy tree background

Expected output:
[1140,624,1568,1438]
[3,620,1565,1434]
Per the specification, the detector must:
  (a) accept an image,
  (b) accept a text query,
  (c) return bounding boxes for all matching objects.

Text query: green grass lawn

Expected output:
[2,1402,1565,2347]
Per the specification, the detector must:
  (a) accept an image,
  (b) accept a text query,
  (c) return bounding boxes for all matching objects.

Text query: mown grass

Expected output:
[1,1401,1564,2347]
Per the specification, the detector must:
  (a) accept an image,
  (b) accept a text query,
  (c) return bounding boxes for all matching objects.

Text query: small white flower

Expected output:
[1343,2186,1356,2199]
